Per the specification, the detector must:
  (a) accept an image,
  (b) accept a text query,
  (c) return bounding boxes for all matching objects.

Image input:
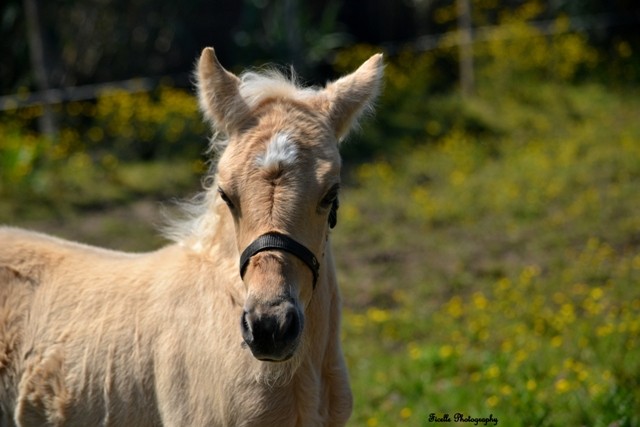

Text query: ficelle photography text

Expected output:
[428,412,499,425]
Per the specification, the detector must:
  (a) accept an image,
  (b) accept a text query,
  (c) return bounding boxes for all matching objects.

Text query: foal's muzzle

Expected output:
[241,299,303,361]
[238,232,319,361]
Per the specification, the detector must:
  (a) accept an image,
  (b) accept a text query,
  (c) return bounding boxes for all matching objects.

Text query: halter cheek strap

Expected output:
[239,232,320,289]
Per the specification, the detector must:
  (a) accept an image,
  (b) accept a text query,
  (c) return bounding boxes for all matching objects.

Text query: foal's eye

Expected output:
[320,185,340,209]
[217,187,235,209]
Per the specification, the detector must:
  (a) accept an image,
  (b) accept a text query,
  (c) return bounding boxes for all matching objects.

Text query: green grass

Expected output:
[334,82,640,426]
[1,81,639,426]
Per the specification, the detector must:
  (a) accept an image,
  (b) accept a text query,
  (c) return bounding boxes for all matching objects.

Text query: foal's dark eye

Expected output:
[320,184,340,209]
[217,187,235,209]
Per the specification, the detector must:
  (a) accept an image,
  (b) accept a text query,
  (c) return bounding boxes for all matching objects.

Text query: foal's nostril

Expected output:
[241,311,253,344]
[280,307,301,343]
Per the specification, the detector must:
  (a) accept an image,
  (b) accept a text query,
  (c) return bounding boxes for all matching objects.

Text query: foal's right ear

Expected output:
[196,47,252,134]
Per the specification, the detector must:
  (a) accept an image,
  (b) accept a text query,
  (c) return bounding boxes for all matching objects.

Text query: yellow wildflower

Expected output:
[400,407,412,419]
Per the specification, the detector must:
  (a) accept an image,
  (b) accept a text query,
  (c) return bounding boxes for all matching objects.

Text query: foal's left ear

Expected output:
[322,53,384,142]
[196,47,252,135]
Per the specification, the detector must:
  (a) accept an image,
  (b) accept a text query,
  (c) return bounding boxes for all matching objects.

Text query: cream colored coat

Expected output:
[0,48,383,426]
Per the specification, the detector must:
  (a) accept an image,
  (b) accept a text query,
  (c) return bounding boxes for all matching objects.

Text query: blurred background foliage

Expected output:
[2,0,640,426]
[1,0,638,198]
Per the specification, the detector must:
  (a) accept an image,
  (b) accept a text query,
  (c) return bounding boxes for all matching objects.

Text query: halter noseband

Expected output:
[239,199,338,290]
[240,232,320,289]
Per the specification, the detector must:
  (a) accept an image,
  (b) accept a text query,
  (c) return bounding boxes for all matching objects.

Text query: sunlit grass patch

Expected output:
[344,252,639,425]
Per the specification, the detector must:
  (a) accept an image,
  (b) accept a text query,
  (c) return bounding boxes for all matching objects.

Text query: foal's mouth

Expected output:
[240,341,296,362]
[256,351,295,363]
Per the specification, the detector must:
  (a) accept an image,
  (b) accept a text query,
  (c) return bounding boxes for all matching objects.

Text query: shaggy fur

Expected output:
[0,47,383,426]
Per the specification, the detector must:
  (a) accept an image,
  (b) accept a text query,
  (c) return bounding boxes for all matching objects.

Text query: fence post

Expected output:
[457,0,475,97]
[23,0,58,137]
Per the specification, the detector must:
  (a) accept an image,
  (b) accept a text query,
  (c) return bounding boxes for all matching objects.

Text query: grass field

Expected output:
[335,82,640,426]
[1,81,639,426]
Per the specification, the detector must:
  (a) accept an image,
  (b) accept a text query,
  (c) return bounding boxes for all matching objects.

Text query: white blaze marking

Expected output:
[256,132,298,171]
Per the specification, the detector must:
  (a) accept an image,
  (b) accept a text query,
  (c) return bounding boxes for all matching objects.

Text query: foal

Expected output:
[0,47,383,426]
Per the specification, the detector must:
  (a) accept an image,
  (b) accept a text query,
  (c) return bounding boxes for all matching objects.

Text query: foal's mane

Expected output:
[163,68,318,246]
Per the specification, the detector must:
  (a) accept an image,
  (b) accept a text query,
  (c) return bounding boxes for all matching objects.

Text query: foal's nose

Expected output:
[241,299,302,361]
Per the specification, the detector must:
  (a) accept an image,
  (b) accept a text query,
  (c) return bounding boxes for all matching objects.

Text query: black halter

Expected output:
[239,199,338,290]
[240,232,320,288]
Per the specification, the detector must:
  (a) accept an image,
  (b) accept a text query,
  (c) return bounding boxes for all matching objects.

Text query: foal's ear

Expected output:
[323,53,384,142]
[196,47,252,134]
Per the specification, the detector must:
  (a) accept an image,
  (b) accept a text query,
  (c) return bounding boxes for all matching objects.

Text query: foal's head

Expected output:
[196,47,383,362]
